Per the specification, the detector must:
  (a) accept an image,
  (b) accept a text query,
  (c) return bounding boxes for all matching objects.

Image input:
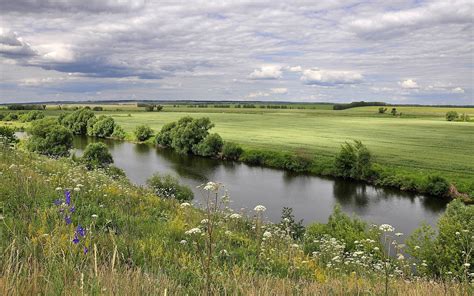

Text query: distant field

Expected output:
[2,104,473,190]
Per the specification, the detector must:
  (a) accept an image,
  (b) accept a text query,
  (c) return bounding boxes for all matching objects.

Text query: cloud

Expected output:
[0,29,37,58]
[399,79,419,89]
[451,87,465,94]
[246,91,270,98]
[301,69,363,85]
[249,65,282,80]
[288,66,302,72]
[270,87,288,94]
[0,0,146,13]
[348,0,472,39]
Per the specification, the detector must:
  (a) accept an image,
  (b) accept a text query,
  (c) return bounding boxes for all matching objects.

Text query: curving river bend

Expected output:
[71,136,447,236]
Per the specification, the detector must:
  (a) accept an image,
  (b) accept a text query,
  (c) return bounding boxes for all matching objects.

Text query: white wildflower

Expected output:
[291,244,299,248]
[379,224,395,232]
[395,232,403,237]
[225,230,232,236]
[73,187,80,192]
[220,249,229,256]
[185,228,202,235]
[464,263,471,267]
[229,213,242,219]
[254,205,266,212]
[55,187,62,191]
[180,240,187,245]
[201,219,209,224]
[263,231,272,238]
[91,214,98,218]
[397,254,405,260]
[180,202,191,208]
[414,245,421,250]
[373,247,380,251]
[202,181,220,192]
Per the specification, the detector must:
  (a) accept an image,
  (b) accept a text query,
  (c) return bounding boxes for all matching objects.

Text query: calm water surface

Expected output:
[71,136,447,235]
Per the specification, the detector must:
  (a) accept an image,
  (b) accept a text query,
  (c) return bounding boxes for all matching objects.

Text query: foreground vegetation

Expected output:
[1,144,473,295]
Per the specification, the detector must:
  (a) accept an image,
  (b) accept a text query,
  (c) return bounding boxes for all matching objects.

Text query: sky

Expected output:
[0,0,473,105]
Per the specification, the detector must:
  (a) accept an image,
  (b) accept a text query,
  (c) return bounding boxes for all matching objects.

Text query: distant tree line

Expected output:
[6,104,46,110]
[333,101,386,110]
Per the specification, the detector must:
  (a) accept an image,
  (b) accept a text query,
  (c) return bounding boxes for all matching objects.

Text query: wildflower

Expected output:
[421,263,428,267]
[201,219,209,224]
[180,202,191,208]
[254,205,266,212]
[263,231,272,238]
[225,230,232,236]
[282,218,290,223]
[9,164,17,169]
[65,216,72,225]
[332,256,340,261]
[54,199,62,206]
[414,245,420,250]
[76,225,86,237]
[202,181,220,192]
[84,247,88,254]
[395,232,403,237]
[373,247,380,251]
[70,206,76,213]
[185,228,202,235]
[180,240,187,245]
[291,244,299,249]
[397,254,405,260]
[0,214,4,220]
[74,187,80,192]
[72,235,79,244]
[379,224,395,232]
[229,213,242,219]
[464,263,471,268]
[91,214,98,218]
[220,249,229,256]
[65,191,71,205]
[455,232,460,236]
[55,187,62,191]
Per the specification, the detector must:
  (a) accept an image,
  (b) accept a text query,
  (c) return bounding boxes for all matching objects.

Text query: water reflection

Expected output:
[69,135,446,235]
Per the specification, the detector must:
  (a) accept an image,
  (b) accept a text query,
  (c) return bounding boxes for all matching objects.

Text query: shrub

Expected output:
[146,173,193,201]
[407,200,474,278]
[378,107,387,114]
[92,106,103,111]
[445,111,459,121]
[0,126,18,146]
[82,142,114,169]
[111,125,126,140]
[60,108,96,135]
[280,207,305,240]
[20,110,44,122]
[27,118,73,157]
[155,122,177,147]
[425,175,450,197]
[459,113,470,122]
[134,125,153,141]
[222,142,243,160]
[391,108,397,116]
[0,114,4,121]
[156,105,164,112]
[193,133,223,157]
[88,116,115,138]
[4,113,18,121]
[334,140,373,180]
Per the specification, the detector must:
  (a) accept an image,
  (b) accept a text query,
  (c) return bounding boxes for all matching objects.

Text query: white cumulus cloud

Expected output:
[301,69,363,85]
[249,65,282,80]
[399,79,419,89]
[270,87,288,94]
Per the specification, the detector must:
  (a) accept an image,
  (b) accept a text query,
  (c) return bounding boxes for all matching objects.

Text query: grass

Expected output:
[1,104,473,195]
[1,147,472,295]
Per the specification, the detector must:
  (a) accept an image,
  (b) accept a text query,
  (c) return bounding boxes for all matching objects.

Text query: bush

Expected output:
[378,107,387,114]
[155,122,177,147]
[0,126,18,146]
[425,175,450,197]
[81,142,114,169]
[193,133,223,157]
[20,110,44,122]
[88,116,115,138]
[334,140,373,180]
[0,114,4,121]
[170,117,214,154]
[146,173,193,201]
[445,111,458,121]
[407,200,474,278]
[92,106,103,111]
[27,118,73,157]
[134,125,153,141]
[4,113,19,121]
[111,125,126,140]
[222,142,243,160]
[280,207,305,240]
[60,108,96,135]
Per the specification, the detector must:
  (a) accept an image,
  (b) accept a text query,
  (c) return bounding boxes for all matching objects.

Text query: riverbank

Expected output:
[1,146,472,295]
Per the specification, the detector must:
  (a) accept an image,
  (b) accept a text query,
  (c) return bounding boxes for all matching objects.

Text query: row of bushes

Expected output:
[446,111,471,122]
[334,101,386,110]
[0,110,45,122]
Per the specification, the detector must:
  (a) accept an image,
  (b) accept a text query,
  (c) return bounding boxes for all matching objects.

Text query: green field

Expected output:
[1,104,473,194]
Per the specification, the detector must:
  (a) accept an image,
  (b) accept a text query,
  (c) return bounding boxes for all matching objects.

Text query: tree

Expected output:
[156,105,164,111]
[4,113,18,121]
[391,108,397,116]
[170,117,214,154]
[27,118,73,157]
[92,106,103,111]
[82,142,114,169]
[111,125,126,140]
[144,104,155,112]
[334,140,373,180]
[60,108,96,135]
[222,142,243,160]
[378,107,387,114]
[134,125,153,141]
[88,116,115,138]
[20,110,44,122]
[445,111,459,121]
[193,133,223,157]
[155,122,177,147]
[0,126,18,146]
[146,173,193,201]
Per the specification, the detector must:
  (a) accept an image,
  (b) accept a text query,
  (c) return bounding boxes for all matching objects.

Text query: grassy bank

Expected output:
[1,146,472,295]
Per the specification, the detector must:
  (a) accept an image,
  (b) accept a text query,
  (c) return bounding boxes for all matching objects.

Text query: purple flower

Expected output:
[54,199,62,206]
[76,225,86,237]
[65,216,72,225]
[69,206,75,213]
[84,247,88,254]
[72,235,79,244]
[65,190,71,205]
